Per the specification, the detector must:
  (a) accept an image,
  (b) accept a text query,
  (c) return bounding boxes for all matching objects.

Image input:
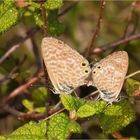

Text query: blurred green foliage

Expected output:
[0,0,140,139]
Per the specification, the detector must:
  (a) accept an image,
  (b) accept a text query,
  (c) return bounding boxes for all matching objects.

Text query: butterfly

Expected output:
[90,51,129,104]
[41,37,91,94]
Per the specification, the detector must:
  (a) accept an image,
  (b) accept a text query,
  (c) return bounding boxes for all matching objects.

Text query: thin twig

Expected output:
[31,37,42,69]
[122,1,137,38]
[92,32,140,54]
[43,108,65,121]
[2,105,24,117]
[85,0,106,58]
[0,70,44,105]
[0,28,39,64]
[40,2,48,37]
[125,70,140,79]
[84,90,99,99]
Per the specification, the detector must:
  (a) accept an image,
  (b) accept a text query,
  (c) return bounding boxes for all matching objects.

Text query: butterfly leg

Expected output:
[93,94,101,101]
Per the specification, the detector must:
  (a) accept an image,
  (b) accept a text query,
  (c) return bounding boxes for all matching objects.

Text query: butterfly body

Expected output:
[41,37,91,94]
[91,51,128,104]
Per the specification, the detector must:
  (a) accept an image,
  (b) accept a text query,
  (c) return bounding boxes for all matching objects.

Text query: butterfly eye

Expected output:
[81,62,87,67]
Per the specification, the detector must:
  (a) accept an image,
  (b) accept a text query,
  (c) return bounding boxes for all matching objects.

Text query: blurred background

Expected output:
[0,0,140,139]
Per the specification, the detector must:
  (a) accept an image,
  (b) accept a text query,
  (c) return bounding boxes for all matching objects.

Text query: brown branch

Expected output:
[122,1,139,38]
[0,70,44,106]
[123,1,136,38]
[91,32,140,54]
[112,131,128,140]
[2,104,47,121]
[85,0,106,58]
[0,28,39,64]
[31,37,42,69]
[2,105,24,117]
[40,2,48,37]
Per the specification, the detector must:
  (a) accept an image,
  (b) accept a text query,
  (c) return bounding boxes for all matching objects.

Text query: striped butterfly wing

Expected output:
[41,37,91,94]
[91,51,128,103]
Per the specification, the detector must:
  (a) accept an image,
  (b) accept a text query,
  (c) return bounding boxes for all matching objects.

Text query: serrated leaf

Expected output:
[99,100,135,134]
[45,0,63,10]
[22,99,34,111]
[89,101,107,114]
[68,121,81,133]
[77,104,96,118]
[6,121,46,140]
[60,95,86,111]
[0,1,18,33]
[47,113,81,140]
[126,78,140,96]
[76,101,107,118]
[104,105,122,116]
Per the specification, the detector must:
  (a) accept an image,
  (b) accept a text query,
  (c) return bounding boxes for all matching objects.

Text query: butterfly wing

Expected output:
[91,51,128,103]
[41,37,91,94]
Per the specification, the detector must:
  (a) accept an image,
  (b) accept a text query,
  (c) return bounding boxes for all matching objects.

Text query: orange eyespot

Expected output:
[97,66,101,69]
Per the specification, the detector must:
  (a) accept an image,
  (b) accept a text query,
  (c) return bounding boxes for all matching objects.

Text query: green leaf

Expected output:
[0,136,5,140]
[45,0,63,10]
[48,20,65,36]
[89,101,107,114]
[32,87,48,106]
[6,121,46,140]
[22,99,34,111]
[60,95,86,111]
[126,78,140,96]
[0,1,18,33]
[103,105,122,116]
[35,107,46,113]
[77,101,107,118]
[77,104,96,118]
[48,11,65,36]
[99,100,135,134]
[34,10,44,27]
[47,113,81,140]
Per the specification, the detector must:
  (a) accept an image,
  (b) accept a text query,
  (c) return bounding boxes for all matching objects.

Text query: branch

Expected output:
[112,131,128,140]
[2,105,24,117]
[40,2,48,37]
[0,28,39,64]
[85,0,106,58]
[0,70,44,106]
[92,32,140,54]
[125,70,140,79]
[31,37,42,69]
[123,1,139,38]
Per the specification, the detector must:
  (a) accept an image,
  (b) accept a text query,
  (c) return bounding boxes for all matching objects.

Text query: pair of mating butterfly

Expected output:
[41,37,128,104]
